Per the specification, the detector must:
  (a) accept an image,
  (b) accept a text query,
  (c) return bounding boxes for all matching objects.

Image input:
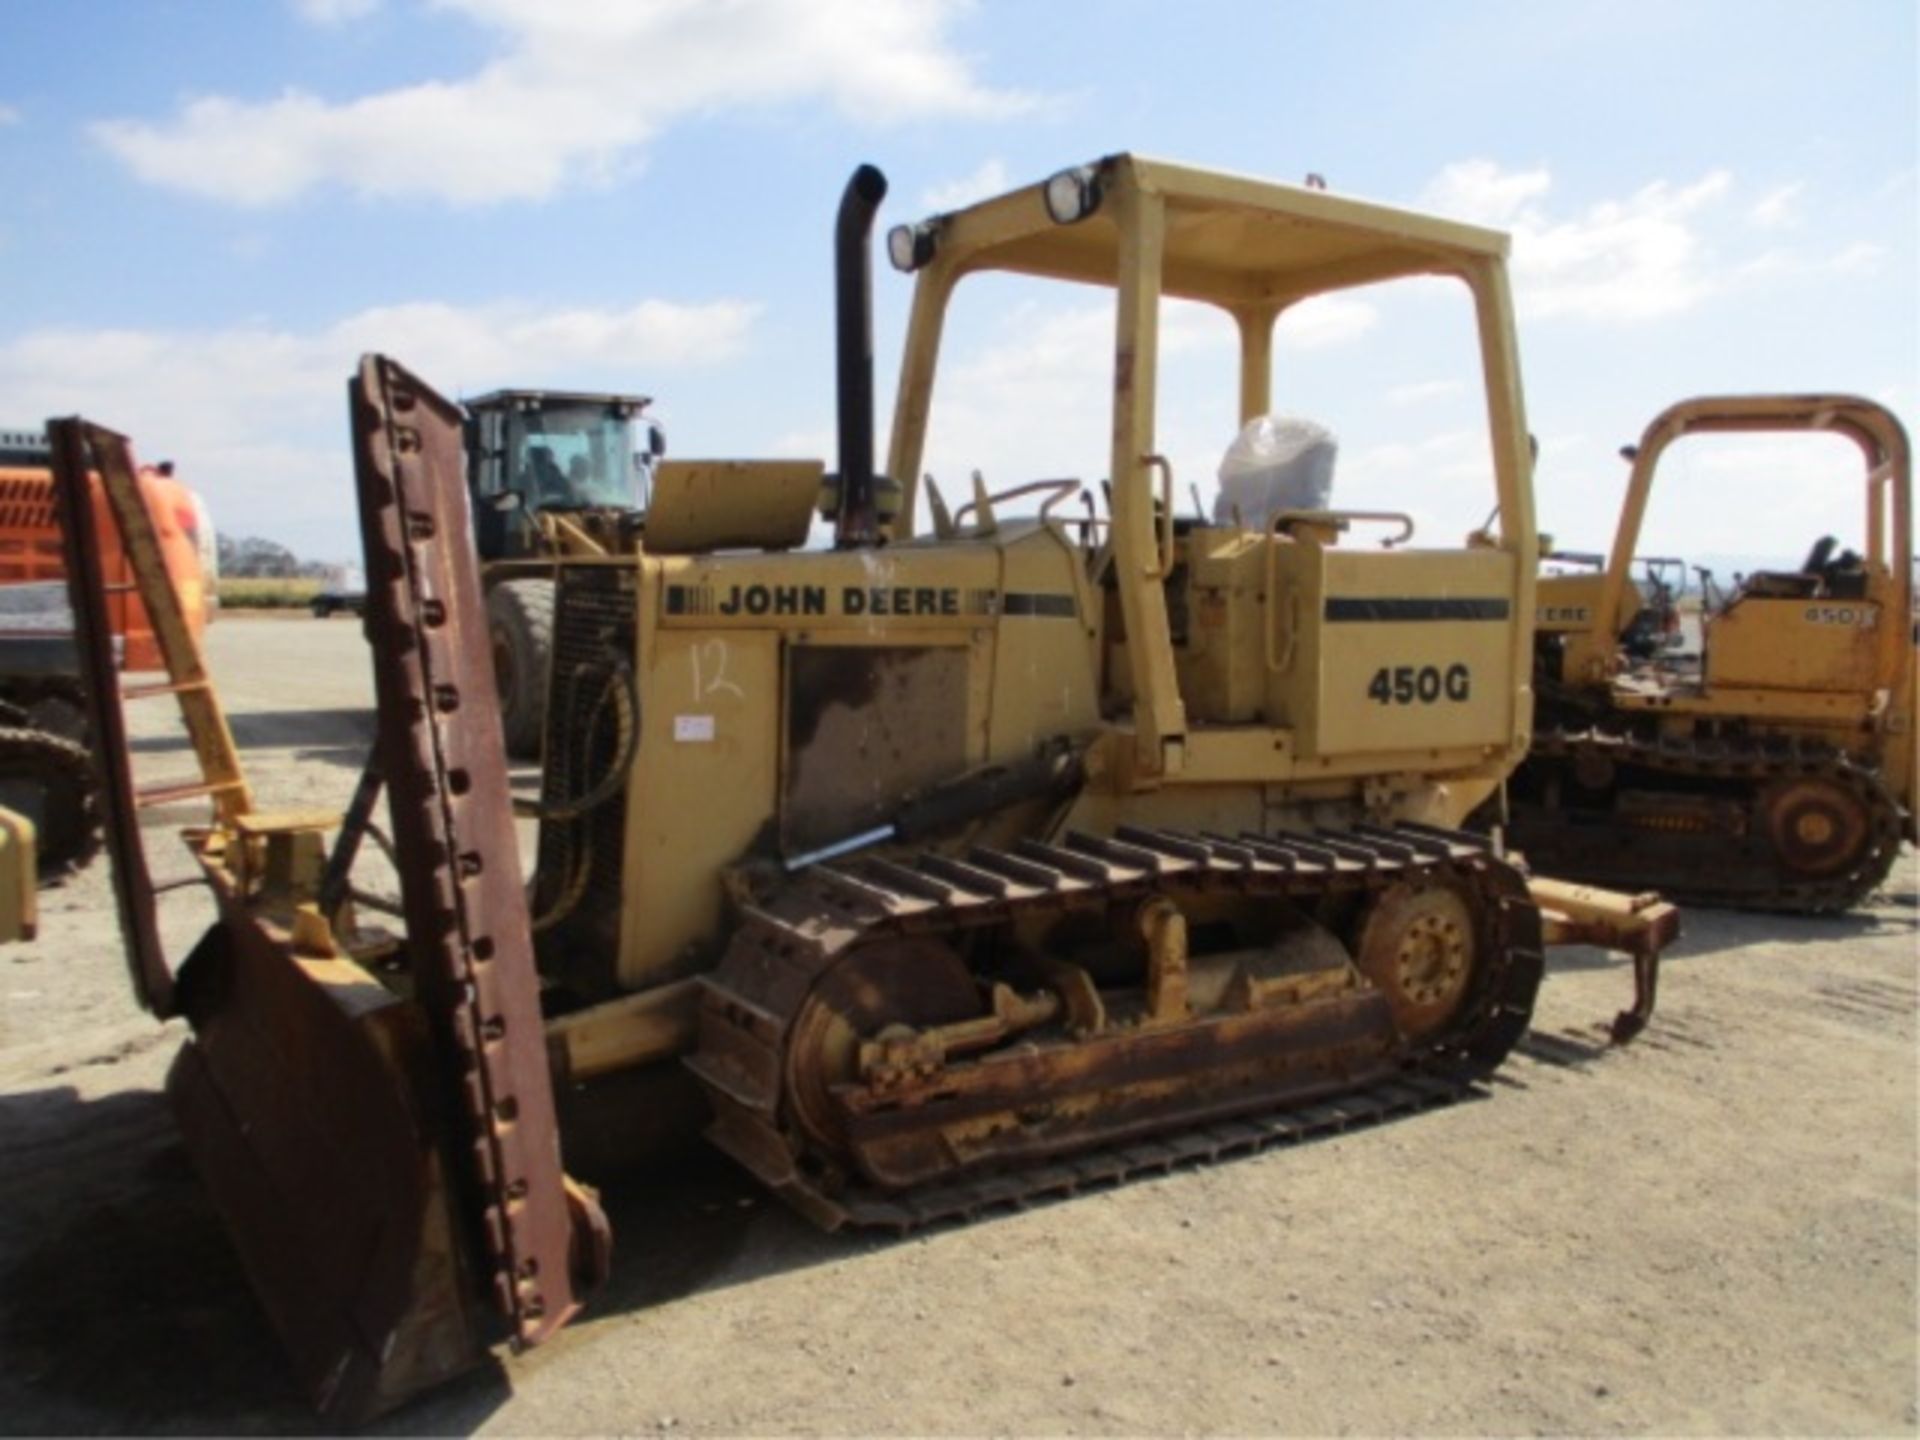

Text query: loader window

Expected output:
[507,406,644,511]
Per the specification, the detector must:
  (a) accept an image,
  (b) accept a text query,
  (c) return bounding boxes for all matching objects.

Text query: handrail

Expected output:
[1273,509,1416,547]
[952,477,1084,530]
[1258,508,1416,674]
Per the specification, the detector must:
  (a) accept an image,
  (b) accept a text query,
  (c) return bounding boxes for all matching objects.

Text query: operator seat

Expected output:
[521,445,568,506]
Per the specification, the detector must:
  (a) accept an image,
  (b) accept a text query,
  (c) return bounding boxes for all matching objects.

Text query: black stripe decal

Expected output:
[1001,592,1079,618]
[1324,597,1510,622]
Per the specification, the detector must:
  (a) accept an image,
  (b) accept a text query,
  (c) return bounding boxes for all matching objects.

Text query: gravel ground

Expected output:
[0,617,1913,1436]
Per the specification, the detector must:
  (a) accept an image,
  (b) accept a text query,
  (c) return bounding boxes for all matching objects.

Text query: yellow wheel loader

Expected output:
[57,156,1675,1421]
[462,389,663,756]
[1509,394,1915,910]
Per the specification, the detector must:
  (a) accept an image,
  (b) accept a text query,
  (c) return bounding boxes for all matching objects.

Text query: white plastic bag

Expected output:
[1213,415,1336,529]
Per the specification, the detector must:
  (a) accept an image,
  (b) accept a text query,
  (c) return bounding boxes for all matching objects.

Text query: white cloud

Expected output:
[1277,294,1378,350]
[1874,167,1916,200]
[1419,160,1551,228]
[295,0,380,22]
[1644,431,1872,548]
[0,295,757,557]
[1749,181,1804,230]
[1422,160,1732,323]
[1735,240,1887,282]
[93,0,1031,207]
[920,158,1009,212]
[1871,379,1917,416]
[0,104,20,127]
[1828,241,1885,275]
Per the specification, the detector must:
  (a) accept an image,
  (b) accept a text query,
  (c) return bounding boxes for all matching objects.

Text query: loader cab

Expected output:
[463,390,661,562]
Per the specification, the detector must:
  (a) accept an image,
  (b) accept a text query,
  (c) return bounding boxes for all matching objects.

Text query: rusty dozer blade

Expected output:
[167,912,489,1419]
[140,358,606,1422]
[349,352,603,1349]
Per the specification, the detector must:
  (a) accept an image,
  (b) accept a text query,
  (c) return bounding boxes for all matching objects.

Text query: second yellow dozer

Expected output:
[1510,395,1915,911]
[61,156,1675,1419]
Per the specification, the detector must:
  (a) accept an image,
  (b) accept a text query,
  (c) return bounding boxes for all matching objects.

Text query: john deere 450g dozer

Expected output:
[1510,395,1914,911]
[60,157,1675,1420]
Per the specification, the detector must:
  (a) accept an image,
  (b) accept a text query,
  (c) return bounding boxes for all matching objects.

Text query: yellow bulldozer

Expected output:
[1508,394,1915,910]
[56,155,1674,1420]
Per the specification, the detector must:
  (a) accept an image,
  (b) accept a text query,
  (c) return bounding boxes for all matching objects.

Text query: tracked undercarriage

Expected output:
[1507,727,1904,913]
[691,823,1542,1230]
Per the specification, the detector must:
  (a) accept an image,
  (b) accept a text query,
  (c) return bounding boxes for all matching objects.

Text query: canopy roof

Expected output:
[928,153,1509,308]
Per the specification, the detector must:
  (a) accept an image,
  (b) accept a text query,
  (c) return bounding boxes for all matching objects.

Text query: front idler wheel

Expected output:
[783,937,982,1166]
[1759,776,1871,880]
[1353,880,1479,1041]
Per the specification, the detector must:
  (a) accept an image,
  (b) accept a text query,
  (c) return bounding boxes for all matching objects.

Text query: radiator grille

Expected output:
[532,564,639,999]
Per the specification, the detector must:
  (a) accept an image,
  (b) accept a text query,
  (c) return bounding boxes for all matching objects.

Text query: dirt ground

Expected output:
[1,617,1914,1436]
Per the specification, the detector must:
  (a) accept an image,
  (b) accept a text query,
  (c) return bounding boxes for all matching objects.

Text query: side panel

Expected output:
[986,528,1103,757]
[1535,572,1604,633]
[617,529,1097,987]
[1176,530,1269,726]
[1708,597,1881,693]
[1283,546,1517,761]
[620,622,780,987]
[782,642,973,854]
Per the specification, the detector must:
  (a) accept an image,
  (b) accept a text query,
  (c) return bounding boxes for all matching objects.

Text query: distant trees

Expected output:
[215,533,338,580]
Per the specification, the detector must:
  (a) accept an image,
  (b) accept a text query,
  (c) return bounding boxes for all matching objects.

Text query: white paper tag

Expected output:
[674,714,716,743]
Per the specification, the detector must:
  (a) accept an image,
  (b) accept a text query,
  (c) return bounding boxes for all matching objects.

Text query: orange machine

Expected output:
[0,426,215,871]
[0,426,213,671]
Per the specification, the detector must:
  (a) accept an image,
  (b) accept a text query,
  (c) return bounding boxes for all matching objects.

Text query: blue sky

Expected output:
[1,0,1913,566]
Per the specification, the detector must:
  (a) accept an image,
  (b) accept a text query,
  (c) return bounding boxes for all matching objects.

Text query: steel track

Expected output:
[1512,727,1904,913]
[687,822,1542,1231]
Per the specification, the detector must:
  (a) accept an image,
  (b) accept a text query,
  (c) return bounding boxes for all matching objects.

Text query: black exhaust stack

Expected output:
[831,164,889,548]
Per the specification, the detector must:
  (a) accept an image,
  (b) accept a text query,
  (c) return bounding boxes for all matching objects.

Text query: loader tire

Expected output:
[489,578,555,759]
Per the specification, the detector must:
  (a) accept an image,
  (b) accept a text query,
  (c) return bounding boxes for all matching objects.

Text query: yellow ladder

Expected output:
[47,417,252,1013]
